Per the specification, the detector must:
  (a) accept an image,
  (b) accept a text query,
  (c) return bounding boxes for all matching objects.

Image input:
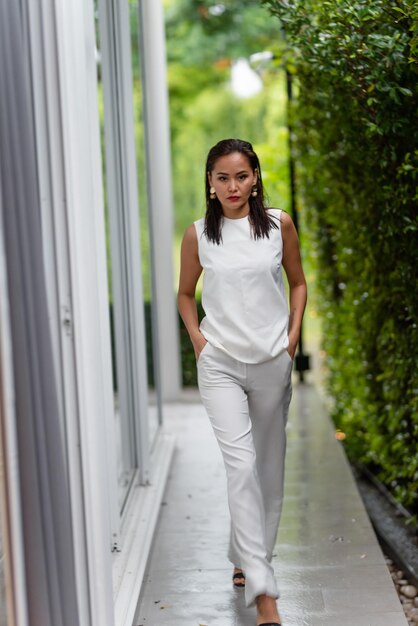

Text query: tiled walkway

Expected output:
[134,383,408,626]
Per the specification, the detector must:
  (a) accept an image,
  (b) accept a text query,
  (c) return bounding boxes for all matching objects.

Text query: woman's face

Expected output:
[208,152,257,216]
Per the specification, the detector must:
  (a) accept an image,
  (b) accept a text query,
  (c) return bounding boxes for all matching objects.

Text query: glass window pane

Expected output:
[129,1,162,448]
[95,3,136,511]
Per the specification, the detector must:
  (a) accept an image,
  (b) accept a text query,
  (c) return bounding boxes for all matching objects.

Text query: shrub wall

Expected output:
[263,0,418,515]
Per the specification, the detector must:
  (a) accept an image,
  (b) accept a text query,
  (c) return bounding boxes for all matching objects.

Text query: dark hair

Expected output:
[204,138,280,244]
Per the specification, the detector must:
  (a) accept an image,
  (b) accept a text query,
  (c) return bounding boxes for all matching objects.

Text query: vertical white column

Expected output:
[139,0,182,402]
[52,1,115,625]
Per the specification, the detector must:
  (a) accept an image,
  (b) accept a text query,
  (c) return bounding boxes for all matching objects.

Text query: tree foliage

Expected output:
[166,0,281,66]
[164,1,291,236]
[165,0,285,143]
[263,0,418,515]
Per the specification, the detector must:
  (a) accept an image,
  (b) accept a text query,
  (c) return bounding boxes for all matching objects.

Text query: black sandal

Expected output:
[258,623,281,626]
[232,571,246,588]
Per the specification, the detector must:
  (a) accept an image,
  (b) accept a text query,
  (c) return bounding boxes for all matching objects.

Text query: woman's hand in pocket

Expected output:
[194,335,208,362]
[287,334,298,360]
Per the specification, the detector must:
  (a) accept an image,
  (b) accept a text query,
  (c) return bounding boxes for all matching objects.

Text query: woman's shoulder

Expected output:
[191,216,206,238]
[183,223,197,237]
[182,217,205,243]
[266,207,283,220]
[193,215,205,226]
[266,207,285,227]
[181,224,200,258]
[266,207,292,225]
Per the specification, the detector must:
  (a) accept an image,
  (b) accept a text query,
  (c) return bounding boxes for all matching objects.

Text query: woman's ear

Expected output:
[207,171,213,186]
[253,168,258,185]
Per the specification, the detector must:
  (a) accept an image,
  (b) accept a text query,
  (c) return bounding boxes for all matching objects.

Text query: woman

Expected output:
[177,138,307,626]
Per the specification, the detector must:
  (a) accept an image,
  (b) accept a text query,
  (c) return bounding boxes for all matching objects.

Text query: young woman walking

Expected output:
[177,138,307,626]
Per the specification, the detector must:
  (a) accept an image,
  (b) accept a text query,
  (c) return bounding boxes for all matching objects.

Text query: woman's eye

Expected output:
[217,176,227,181]
[239,175,248,181]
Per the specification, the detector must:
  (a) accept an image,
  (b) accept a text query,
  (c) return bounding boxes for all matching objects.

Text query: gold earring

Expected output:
[251,185,258,197]
[210,187,216,199]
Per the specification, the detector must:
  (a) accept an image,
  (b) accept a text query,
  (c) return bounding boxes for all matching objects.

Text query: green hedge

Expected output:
[263,0,418,516]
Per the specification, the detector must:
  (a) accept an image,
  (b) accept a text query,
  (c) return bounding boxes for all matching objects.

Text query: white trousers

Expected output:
[197,343,293,608]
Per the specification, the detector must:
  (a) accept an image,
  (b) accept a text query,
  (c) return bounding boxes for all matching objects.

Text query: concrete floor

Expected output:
[134,383,408,626]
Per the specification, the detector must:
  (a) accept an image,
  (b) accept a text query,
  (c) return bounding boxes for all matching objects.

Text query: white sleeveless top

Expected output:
[194,208,290,364]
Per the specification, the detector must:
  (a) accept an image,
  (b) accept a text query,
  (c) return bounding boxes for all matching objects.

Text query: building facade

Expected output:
[0,1,180,625]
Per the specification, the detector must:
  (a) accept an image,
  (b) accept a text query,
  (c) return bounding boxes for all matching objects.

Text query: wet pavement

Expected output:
[134,383,408,626]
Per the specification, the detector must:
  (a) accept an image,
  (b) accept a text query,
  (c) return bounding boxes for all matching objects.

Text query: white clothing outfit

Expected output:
[194,208,290,363]
[197,344,292,607]
[194,209,293,608]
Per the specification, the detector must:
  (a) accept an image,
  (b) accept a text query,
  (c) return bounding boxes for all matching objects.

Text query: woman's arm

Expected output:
[281,211,308,359]
[177,224,207,360]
